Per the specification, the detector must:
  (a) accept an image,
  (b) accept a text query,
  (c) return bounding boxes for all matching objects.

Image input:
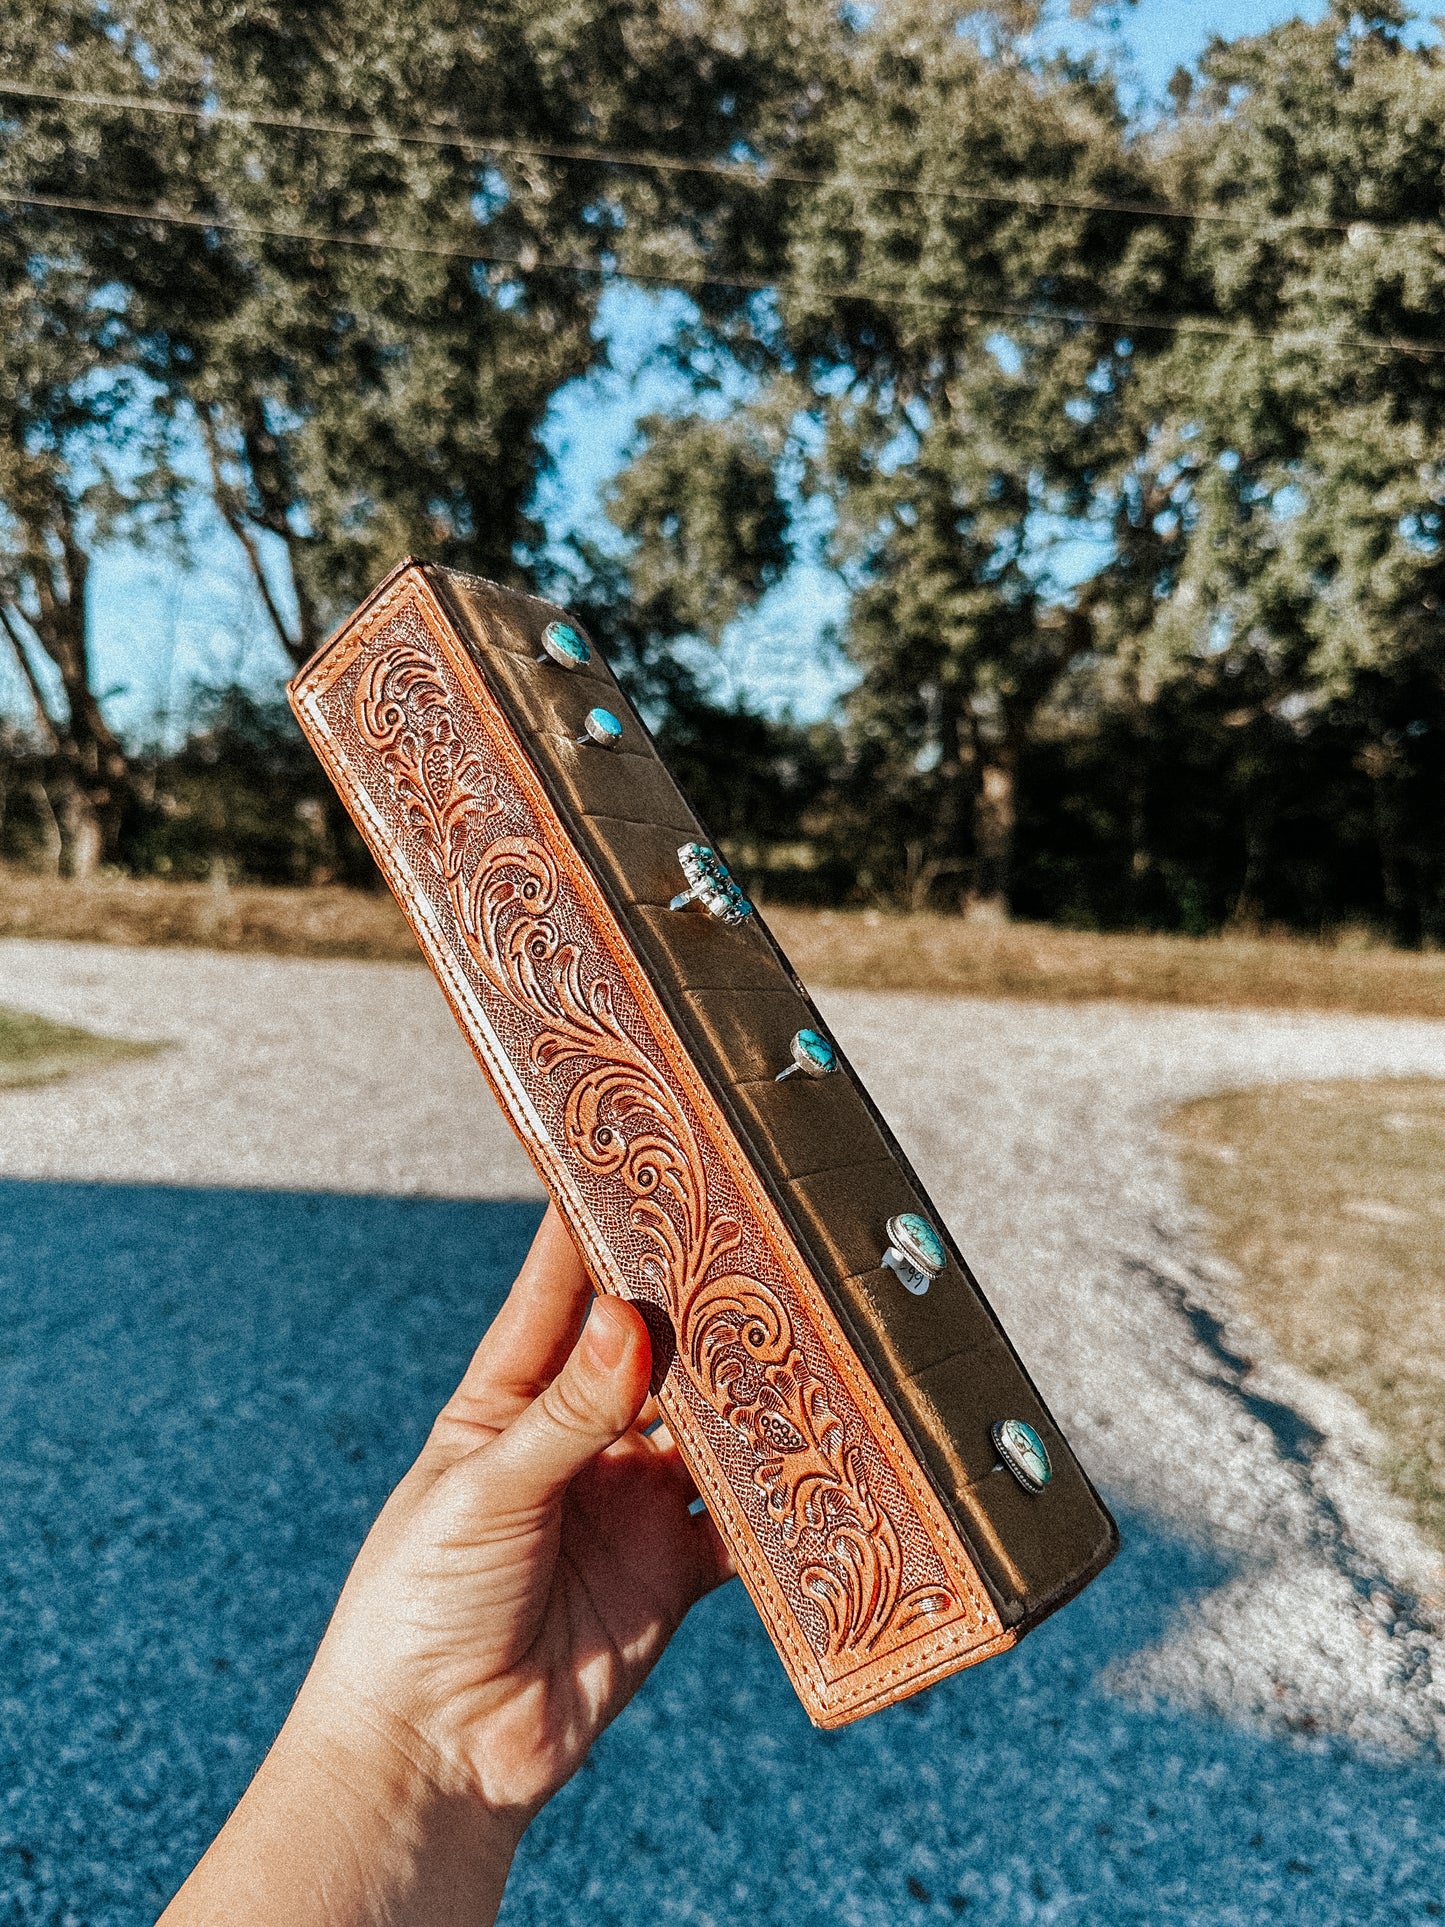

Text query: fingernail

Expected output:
[583,1298,629,1371]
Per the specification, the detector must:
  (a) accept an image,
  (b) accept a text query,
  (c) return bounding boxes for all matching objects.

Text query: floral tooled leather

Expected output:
[291,565,1008,1724]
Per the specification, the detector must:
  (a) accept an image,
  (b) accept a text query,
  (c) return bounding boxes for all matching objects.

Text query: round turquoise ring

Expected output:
[991,1417,1053,1493]
[880,1211,946,1296]
[668,841,752,926]
[536,620,591,670]
[775,1028,837,1082]
[576,706,623,749]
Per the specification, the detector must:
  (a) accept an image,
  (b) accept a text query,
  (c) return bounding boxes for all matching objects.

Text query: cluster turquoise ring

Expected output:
[668,842,752,926]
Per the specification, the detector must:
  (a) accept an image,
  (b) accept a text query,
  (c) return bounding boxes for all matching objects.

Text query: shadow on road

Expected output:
[0,1179,1442,1926]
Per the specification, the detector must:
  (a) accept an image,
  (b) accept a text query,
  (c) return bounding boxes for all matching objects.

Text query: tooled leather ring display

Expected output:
[288,559,1118,1727]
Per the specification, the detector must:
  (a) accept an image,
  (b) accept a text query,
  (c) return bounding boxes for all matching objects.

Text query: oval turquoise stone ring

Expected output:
[881,1211,946,1295]
[537,620,591,669]
[992,1417,1053,1493]
[577,706,623,749]
[775,1028,838,1082]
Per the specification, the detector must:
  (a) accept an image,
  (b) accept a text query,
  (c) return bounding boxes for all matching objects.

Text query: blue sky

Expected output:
[7,0,1433,738]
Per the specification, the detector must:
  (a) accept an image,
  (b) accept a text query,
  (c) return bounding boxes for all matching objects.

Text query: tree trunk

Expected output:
[56,781,104,880]
[25,781,63,877]
[199,403,323,670]
[968,746,1018,920]
[1362,752,1419,947]
[1,537,141,870]
[913,694,973,914]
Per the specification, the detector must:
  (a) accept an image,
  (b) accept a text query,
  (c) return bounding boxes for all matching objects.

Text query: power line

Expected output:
[0,76,1424,240]
[3,182,1442,359]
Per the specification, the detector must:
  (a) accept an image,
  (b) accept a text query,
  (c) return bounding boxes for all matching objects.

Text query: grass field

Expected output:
[1169,1078,1445,1552]
[766,907,1445,1019]
[0,1005,159,1090]
[6,866,1445,1017]
[0,868,411,963]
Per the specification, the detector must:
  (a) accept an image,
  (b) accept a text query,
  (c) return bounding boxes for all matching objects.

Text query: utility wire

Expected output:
[0,76,1430,240]
[3,183,1442,359]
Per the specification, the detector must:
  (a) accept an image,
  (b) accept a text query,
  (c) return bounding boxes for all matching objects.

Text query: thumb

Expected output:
[480,1295,652,1510]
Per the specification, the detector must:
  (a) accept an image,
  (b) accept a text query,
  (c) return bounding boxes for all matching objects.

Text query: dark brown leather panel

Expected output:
[430,569,535,656]
[631,903,785,993]
[680,988,819,1085]
[835,1264,1001,1383]
[907,1341,1118,1621]
[583,815,708,908]
[729,1071,887,1180]
[546,742,697,830]
[786,1160,932,1280]
[461,640,619,735]
[906,1338,1052,1489]
[439,572,616,688]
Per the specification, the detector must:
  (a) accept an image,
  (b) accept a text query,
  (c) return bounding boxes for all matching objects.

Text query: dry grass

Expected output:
[0,1005,159,1090]
[766,908,1445,1020]
[7,867,1445,1017]
[1169,1079,1445,1548]
[0,867,420,963]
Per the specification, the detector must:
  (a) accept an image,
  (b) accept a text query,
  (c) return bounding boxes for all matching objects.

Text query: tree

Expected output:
[8,0,1445,933]
[611,1,1181,910]
[557,411,843,894]
[1129,2,1445,938]
[625,2,1445,931]
[0,4,225,872]
[0,259,158,875]
[128,0,833,665]
[0,0,835,871]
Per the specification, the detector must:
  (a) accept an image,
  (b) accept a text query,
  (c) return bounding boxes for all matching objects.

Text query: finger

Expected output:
[448,1204,594,1424]
[686,1506,738,1601]
[477,1296,652,1513]
[636,1420,701,1505]
[626,1414,735,1598]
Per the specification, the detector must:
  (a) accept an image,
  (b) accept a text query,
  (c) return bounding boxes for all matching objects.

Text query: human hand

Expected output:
[161,1205,733,1927]
[307,1200,735,1817]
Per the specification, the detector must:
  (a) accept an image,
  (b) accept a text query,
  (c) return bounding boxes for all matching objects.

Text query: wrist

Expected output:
[279,1684,524,1914]
[159,1685,522,1927]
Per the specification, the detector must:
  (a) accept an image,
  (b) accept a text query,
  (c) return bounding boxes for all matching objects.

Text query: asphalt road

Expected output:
[3,939,1445,1924]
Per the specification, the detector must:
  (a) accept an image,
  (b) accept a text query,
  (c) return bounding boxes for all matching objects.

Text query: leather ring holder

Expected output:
[288,560,1118,1727]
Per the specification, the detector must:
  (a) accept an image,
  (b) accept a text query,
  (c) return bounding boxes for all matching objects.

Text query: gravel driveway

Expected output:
[4,938,1445,1924]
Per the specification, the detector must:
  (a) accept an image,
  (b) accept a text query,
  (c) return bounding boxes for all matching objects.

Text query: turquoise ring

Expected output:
[576,706,623,749]
[991,1417,1053,1493]
[775,1028,837,1082]
[881,1211,946,1296]
[536,620,591,670]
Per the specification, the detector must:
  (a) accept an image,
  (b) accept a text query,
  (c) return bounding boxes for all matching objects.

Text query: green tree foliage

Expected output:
[629,0,1190,909]
[1125,4,1445,937]
[127,686,378,886]
[128,0,829,662]
[0,0,829,866]
[626,2,1445,936]
[605,413,792,644]
[559,413,841,898]
[5,0,1445,936]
